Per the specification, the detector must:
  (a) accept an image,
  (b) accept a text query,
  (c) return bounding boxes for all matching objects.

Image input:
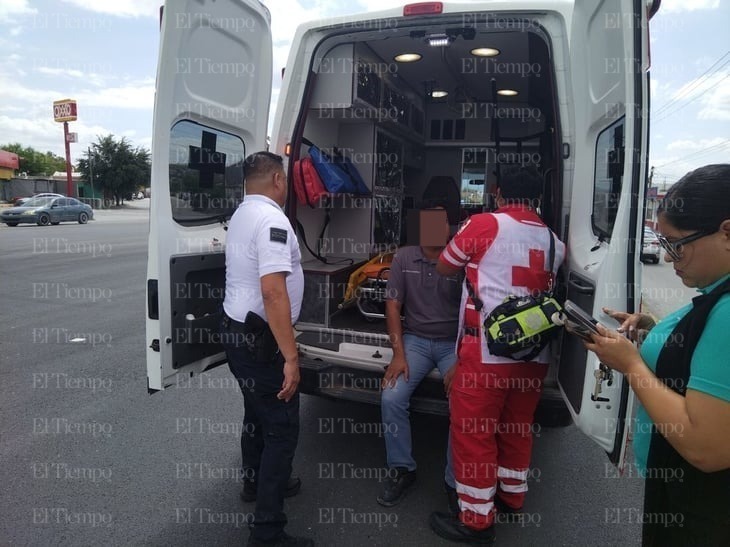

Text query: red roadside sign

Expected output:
[53,99,78,122]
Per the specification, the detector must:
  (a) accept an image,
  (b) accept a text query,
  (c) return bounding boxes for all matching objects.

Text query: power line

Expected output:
[653,72,730,124]
[654,139,730,169]
[653,51,729,116]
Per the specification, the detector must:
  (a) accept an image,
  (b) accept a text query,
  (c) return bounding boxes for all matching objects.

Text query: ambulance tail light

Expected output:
[285,143,292,156]
[404,3,443,16]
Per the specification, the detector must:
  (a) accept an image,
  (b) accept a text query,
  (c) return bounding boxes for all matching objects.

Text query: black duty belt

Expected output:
[222,312,249,332]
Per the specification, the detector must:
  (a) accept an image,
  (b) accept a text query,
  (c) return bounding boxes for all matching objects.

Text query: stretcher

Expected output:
[339,252,394,320]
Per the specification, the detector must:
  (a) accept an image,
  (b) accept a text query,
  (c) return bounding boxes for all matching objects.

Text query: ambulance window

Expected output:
[460,148,486,206]
[592,118,625,238]
[168,120,245,226]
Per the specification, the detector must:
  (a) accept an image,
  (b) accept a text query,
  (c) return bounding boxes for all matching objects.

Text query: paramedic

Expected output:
[585,164,730,546]
[220,151,313,547]
[378,202,461,512]
[430,166,566,544]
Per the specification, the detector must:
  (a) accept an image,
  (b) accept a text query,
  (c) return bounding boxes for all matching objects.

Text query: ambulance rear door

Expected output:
[146,0,272,392]
[556,0,653,468]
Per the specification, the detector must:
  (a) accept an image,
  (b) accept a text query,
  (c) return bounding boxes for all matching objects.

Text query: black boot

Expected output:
[445,482,460,516]
[376,467,416,507]
[494,496,524,523]
[429,511,496,544]
[241,477,302,503]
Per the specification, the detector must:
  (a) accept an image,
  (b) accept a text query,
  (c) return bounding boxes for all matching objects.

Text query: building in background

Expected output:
[0,150,19,181]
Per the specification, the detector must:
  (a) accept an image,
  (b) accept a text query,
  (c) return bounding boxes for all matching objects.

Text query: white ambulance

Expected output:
[146,0,661,469]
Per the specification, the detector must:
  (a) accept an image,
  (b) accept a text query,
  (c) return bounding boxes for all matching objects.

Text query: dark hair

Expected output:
[658,164,730,231]
[498,166,543,202]
[243,151,283,183]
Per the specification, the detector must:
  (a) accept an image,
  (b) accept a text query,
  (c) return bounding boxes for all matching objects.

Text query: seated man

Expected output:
[377,203,462,511]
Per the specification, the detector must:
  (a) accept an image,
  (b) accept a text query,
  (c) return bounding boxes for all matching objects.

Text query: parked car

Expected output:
[13,193,64,206]
[1,196,93,227]
[641,226,661,264]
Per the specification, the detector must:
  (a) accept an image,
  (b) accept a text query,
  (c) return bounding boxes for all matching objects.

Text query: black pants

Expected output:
[643,453,730,546]
[222,325,300,542]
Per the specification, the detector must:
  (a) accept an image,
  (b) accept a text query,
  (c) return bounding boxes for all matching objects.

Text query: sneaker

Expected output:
[247,532,314,546]
[445,482,460,516]
[376,467,416,507]
[429,511,496,544]
[241,477,302,503]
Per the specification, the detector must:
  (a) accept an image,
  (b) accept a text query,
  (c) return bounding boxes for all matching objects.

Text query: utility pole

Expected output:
[88,147,95,206]
[646,166,655,229]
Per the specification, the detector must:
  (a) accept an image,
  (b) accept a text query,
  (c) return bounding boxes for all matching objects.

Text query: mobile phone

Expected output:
[561,300,601,340]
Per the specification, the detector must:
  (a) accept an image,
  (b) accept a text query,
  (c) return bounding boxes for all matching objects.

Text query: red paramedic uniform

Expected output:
[439,205,566,530]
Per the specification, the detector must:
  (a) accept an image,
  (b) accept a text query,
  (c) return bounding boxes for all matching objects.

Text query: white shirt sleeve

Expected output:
[255,218,294,278]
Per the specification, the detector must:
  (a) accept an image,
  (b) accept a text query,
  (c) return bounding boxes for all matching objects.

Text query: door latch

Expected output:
[591,362,613,402]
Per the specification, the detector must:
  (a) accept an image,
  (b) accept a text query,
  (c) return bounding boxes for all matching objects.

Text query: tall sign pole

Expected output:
[63,121,73,196]
[53,99,77,197]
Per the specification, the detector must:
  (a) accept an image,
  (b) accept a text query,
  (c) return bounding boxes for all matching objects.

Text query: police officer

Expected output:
[221,151,312,547]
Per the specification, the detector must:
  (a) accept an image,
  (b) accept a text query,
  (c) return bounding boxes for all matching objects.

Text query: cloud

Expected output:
[697,74,730,121]
[60,0,158,18]
[0,0,36,22]
[34,66,114,88]
[659,0,721,12]
[652,137,730,179]
[0,114,115,158]
[653,70,730,122]
[666,137,728,153]
[77,81,155,110]
[0,74,154,111]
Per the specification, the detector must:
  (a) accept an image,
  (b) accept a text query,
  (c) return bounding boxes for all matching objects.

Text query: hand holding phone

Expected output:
[553,300,601,341]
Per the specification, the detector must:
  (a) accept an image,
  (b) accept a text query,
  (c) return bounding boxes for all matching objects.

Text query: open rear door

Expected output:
[146,0,272,392]
[557,0,651,468]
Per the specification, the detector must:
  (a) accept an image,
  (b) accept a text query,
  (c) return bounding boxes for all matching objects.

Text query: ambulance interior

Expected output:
[291,21,563,336]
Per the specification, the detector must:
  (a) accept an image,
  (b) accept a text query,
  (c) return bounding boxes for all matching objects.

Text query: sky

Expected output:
[0,0,728,187]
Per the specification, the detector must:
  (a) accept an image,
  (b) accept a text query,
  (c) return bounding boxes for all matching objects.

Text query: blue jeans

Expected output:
[381,333,456,487]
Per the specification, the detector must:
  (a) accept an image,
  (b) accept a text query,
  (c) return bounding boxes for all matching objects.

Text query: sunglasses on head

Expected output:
[656,229,715,261]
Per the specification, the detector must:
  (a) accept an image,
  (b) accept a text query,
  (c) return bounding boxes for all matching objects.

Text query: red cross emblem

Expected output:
[512,249,551,292]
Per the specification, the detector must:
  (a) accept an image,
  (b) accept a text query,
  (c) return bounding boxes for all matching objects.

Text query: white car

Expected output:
[641,227,661,264]
[14,193,64,206]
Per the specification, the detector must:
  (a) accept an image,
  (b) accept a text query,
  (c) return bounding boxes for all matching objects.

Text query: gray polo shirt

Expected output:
[386,246,462,340]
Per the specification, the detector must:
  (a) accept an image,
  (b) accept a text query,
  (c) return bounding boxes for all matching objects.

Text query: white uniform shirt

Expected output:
[223,194,303,323]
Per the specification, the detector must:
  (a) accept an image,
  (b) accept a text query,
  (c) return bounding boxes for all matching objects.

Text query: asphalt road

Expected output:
[2,207,694,546]
[640,252,696,318]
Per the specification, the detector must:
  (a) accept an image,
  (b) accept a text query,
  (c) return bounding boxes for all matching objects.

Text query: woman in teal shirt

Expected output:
[586,164,730,546]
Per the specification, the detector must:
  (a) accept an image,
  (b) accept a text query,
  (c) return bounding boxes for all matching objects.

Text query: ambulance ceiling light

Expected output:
[394,53,423,63]
[427,33,451,47]
[471,47,500,57]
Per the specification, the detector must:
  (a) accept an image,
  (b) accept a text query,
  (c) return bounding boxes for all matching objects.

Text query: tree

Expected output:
[0,143,66,176]
[77,135,150,206]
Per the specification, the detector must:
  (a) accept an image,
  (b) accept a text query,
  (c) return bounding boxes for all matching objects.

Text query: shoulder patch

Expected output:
[270,227,288,244]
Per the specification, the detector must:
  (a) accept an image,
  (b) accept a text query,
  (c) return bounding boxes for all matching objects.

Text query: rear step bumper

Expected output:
[298,356,571,426]
[299,356,449,416]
